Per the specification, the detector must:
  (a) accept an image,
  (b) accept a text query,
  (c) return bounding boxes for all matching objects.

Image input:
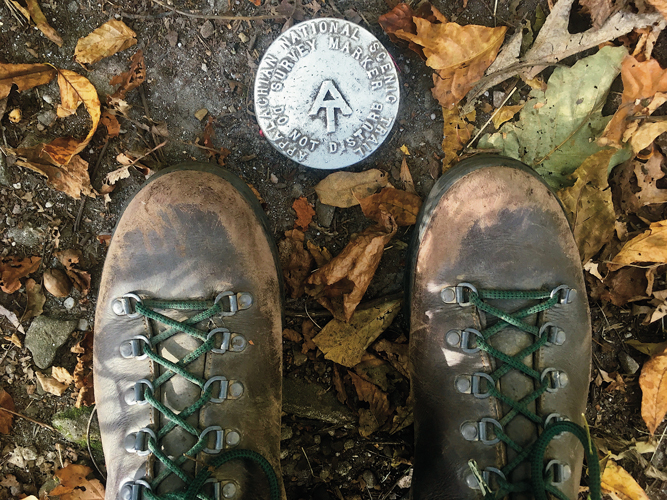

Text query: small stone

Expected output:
[430,113,436,120]
[397,468,413,489]
[77,318,89,331]
[166,31,178,47]
[343,439,354,451]
[493,91,506,108]
[37,110,57,127]
[313,434,321,445]
[293,351,308,366]
[316,201,335,228]
[45,201,53,208]
[238,32,249,43]
[280,425,293,441]
[336,461,352,476]
[0,151,11,187]
[200,20,215,39]
[361,470,377,488]
[319,468,331,481]
[289,183,303,199]
[64,297,75,310]
[42,93,55,105]
[7,225,46,246]
[9,108,21,123]
[201,63,208,72]
[618,351,640,375]
[25,316,78,369]
[270,173,279,184]
[52,406,101,448]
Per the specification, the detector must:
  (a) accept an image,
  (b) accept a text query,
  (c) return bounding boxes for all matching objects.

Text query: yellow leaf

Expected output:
[56,70,83,118]
[639,344,667,434]
[314,169,389,208]
[0,63,56,99]
[50,464,105,500]
[399,157,416,194]
[14,152,94,199]
[629,121,667,153]
[74,20,137,65]
[557,149,617,262]
[491,104,525,129]
[601,460,651,500]
[646,0,667,21]
[359,187,422,226]
[25,0,63,46]
[51,366,74,386]
[394,19,506,108]
[611,220,667,269]
[442,106,473,171]
[36,372,68,396]
[400,144,410,155]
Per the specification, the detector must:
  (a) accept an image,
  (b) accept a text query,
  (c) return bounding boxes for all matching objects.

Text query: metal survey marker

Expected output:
[254,18,400,169]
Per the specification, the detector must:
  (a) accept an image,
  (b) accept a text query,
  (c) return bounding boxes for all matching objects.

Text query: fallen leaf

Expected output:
[373,338,409,378]
[580,0,625,28]
[602,460,651,500]
[588,267,648,306]
[52,366,74,386]
[332,364,348,404]
[292,197,315,230]
[349,371,392,437]
[639,343,667,434]
[557,149,617,262]
[612,152,667,214]
[56,249,91,296]
[0,63,56,99]
[399,158,416,194]
[71,332,94,407]
[626,340,667,356]
[491,103,524,129]
[312,298,402,367]
[479,46,628,189]
[306,240,332,268]
[36,371,68,396]
[50,464,105,500]
[378,2,440,58]
[4,333,21,348]
[104,164,132,186]
[75,20,137,65]
[278,229,313,298]
[14,152,94,199]
[282,328,303,342]
[611,220,667,269]
[359,187,422,226]
[391,6,506,107]
[314,169,389,208]
[306,213,398,321]
[24,278,45,320]
[441,107,474,170]
[354,353,399,392]
[0,387,15,434]
[109,50,145,100]
[630,121,667,153]
[101,111,120,138]
[25,0,63,46]
[647,0,667,22]
[301,320,317,353]
[0,256,41,294]
[0,304,25,334]
[195,108,209,121]
[400,144,410,155]
[464,0,662,107]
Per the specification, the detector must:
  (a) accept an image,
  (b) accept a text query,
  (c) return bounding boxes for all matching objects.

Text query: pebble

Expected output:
[45,201,53,208]
[67,0,78,11]
[280,425,293,441]
[64,297,75,310]
[361,470,377,488]
[316,201,335,228]
[77,318,89,331]
[336,461,352,476]
[270,173,279,184]
[430,113,436,120]
[397,468,413,489]
[7,225,46,246]
[290,183,304,198]
[618,351,640,375]
[493,90,506,108]
[344,439,355,451]
[25,316,78,369]
[293,352,308,367]
[313,434,321,445]
[37,110,56,127]
[200,20,215,39]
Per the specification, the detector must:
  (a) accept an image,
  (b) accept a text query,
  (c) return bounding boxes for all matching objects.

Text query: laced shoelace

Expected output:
[124,295,280,500]
[461,288,600,500]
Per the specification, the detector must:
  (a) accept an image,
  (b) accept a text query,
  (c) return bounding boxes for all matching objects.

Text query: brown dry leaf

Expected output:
[611,220,667,269]
[292,197,315,230]
[306,240,332,268]
[314,169,389,208]
[626,339,667,356]
[75,20,137,65]
[349,371,392,437]
[56,69,84,118]
[589,267,648,306]
[601,460,651,500]
[557,149,617,262]
[25,0,63,46]
[305,213,398,321]
[282,328,302,342]
[639,343,667,434]
[0,387,15,434]
[0,63,56,99]
[354,353,397,392]
[24,278,45,320]
[373,338,409,378]
[630,121,667,153]
[442,107,474,171]
[491,103,524,129]
[359,187,422,226]
[14,152,94,199]
[391,5,506,108]
[0,256,41,294]
[612,152,667,214]
[301,320,317,353]
[278,229,313,298]
[399,158,416,194]
[36,371,68,396]
[332,364,348,405]
[72,332,95,407]
[50,464,105,500]
[600,56,667,148]
[378,2,439,59]
[109,50,146,100]
[52,366,74,386]
[101,111,120,138]
[580,0,626,28]
[647,0,667,21]
[56,249,91,296]
[312,298,401,367]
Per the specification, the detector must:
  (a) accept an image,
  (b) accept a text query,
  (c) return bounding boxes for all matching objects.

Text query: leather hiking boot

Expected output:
[94,163,284,500]
[408,156,600,500]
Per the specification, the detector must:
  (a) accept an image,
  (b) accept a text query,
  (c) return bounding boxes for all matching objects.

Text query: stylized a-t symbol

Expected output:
[309,80,352,133]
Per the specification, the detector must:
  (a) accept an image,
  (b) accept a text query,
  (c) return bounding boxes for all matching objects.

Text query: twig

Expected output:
[138,84,165,162]
[0,406,56,431]
[149,0,286,21]
[465,85,518,150]
[120,10,173,19]
[87,406,107,480]
[305,302,323,329]
[285,308,333,318]
[74,140,110,233]
[122,141,168,168]
[301,447,315,477]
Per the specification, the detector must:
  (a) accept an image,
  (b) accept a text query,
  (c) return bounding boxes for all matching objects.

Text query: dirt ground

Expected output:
[1,0,667,499]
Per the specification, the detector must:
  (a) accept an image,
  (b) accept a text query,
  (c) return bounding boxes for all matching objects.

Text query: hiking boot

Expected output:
[94,163,284,500]
[408,156,599,500]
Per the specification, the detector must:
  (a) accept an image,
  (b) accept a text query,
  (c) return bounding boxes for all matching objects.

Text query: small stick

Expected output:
[150,0,287,21]
[0,407,56,431]
[74,139,110,233]
[87,406,107,480]
[465,85,518,150]
[301,447,315,477]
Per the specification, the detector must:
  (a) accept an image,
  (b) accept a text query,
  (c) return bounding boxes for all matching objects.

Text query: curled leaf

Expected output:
[25,0,63,46]
[14,152,94,199]
[359,187,422,226]
[109,50,146,100]
[0,63,56,99]
[611,220,667,269]
[0,387,15,434]
[639,344,667,435]
[314,169,389,208]
[56,249,91,296]
[278,229,313,298]
[0,256,41,294]
[602,460,651,499]
[491,104,524,129]
[292,197,315,230]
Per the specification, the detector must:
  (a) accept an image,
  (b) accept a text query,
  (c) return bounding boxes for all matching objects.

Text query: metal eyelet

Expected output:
[544,412,569,428]
[203,376,244,403]
[135,427,157,456]
[119,335,151,360]
[460,328,483,354]
[466,467,506,491]
[205,479,239,499]
[112,293,143,319]
[125,379,154,405]
[440,283,478,306]
[215,292,253,316]
[541,368,569,392]
[550,285,577,305]
[545,460,571,484]
[461,418,502,444]
[200,425,224,454]
[208,328,231,354]
[539,323,566,346]
[471,372,495,399]
[119,479,151,500]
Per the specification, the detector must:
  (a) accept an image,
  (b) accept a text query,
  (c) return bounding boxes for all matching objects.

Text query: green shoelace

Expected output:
[129,297,280,500]
[463,288,600,500]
